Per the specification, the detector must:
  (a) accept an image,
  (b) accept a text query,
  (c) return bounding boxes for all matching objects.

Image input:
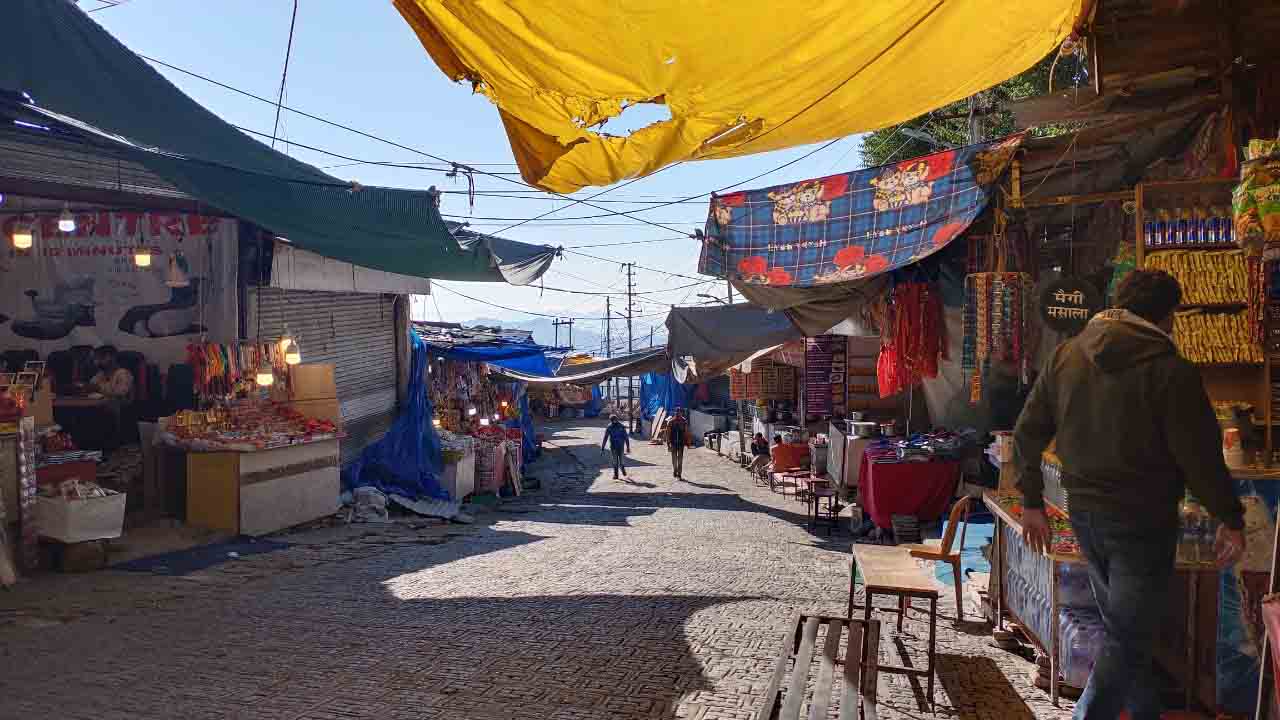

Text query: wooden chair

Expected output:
[897,496,973,622]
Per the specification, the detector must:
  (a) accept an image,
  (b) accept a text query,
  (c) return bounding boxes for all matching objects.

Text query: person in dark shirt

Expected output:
[667,409,689,479]
[601,414,631,479]
[747,432,770,474]
[1013,270,1245,719]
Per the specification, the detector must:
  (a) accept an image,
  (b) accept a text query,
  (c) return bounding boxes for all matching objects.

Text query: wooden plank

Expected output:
[862,619,881,703]
[837,622,863,720]
[781,617,822,720]
[808,619,842,720]
[757,613,802,720]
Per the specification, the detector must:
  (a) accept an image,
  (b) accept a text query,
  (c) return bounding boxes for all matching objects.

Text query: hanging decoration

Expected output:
[187,341,288,401]
[876,281,946,399]
[962,272,1034,404]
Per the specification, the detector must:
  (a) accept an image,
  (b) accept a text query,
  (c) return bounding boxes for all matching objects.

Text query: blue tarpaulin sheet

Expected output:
[585,385,604,418]
[343,331,447,500]
[420,342,554,377]
[640,373,693,421]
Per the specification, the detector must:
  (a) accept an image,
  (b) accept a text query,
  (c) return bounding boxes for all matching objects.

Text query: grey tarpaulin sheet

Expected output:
[2,0,556,284]
[732,275,890,337]
[666,303,800,383]
[451,224,558,286]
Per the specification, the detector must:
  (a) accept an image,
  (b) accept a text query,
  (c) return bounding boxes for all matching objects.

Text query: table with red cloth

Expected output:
[858,451,960,529]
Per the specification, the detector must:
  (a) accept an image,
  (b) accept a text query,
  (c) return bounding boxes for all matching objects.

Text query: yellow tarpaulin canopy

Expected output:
[394,0,1085,193]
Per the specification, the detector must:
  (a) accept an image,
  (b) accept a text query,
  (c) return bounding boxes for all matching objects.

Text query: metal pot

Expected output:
[847,411,866,422]
[880,421,899,437]
[851,422,879,438]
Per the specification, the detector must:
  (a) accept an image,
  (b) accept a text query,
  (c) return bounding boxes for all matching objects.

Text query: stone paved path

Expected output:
[0,419,1072,719]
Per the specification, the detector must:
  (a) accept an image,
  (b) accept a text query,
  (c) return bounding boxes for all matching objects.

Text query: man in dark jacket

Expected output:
[667,409,689,479]
[601,414,630,480]
[1013,269,1245,720]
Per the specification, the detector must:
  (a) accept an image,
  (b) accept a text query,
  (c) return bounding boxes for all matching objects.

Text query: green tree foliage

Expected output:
[860,53,1083,167]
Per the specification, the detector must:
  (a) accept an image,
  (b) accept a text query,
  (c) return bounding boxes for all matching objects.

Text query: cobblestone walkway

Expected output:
[0,419,1072,719]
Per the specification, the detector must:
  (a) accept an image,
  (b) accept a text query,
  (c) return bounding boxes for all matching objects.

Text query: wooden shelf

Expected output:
[1139,177,1236,195]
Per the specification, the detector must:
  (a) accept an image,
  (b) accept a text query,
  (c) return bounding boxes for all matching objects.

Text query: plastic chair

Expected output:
[897,496,973,622]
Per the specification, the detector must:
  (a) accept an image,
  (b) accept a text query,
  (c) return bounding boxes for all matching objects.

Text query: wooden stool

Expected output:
[848,544,940,706]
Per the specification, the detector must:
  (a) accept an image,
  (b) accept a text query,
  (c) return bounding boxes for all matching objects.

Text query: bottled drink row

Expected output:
[1143,206,1234,248]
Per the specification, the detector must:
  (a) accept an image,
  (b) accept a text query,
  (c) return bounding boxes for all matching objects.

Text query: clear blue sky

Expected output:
[87,0,864,346]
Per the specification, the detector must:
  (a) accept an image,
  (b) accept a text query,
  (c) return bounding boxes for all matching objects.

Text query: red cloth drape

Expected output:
[859,454,960,529]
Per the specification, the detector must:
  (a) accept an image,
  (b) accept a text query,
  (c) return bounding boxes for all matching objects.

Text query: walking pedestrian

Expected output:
[667,408,688,478]
[1012,269,1245,720]
[601,414,630,479]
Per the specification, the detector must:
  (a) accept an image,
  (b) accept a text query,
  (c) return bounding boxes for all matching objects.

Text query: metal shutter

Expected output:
[254,289,397,464]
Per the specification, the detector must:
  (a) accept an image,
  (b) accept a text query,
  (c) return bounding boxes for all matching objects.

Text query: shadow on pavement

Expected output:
[934,654,1037,720]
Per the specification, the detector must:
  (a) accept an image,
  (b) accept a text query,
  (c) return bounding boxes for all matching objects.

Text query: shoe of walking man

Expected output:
[1012,269,1246,720]
[602,414,630,480]
[667,409,688,479]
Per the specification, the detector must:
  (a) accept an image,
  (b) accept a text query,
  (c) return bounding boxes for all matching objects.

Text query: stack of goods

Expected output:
[42,477,118,501]
[993,492,1079,556]
[1141,205,1234,249]
[188,342,287,401]
[1057,606,1105,690]
[1172,309,1263,365]
[876,282,946,398]
[1233,139,1280,257]
[962,273,1034,403]
[35,429,102,466]
[729,358,795,401]
[428,359,500,433]
[867,429,978,464]
[1143,249,1247,304]
[159,401,339,451]
[1002,522,1055,655]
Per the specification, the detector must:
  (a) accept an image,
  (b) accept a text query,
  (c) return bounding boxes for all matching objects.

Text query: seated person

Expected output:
[91,345,134,406]
[748,432,771,473]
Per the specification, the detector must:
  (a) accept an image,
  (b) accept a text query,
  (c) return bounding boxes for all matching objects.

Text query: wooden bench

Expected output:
[757,613,881,720]
[846,544,940,706]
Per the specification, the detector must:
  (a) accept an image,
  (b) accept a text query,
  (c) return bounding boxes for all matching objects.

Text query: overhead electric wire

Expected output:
[432,283,668,321]
[270,0,300,150]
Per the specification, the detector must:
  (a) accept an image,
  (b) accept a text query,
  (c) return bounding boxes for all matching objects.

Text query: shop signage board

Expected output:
[0,211,237,367]
[805,336,837,417]
[1039,277,1101,335]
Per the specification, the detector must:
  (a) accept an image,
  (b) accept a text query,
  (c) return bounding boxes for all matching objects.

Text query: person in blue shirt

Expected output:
[601,414,631,479]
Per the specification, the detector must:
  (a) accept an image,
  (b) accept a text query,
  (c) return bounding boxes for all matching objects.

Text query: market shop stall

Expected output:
[156,362,342,536]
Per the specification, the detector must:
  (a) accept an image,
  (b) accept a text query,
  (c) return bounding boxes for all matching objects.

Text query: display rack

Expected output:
[1136,178,1273,466]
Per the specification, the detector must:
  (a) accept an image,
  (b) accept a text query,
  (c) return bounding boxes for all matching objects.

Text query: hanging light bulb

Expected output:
[255,366,275,387]
[467,407,477,416]
[134,247,152,267]
[11,222,33,250]
[432,418,442,428]
[480,418,491,427]
[493,413,501,421]
[500,400,509,408]
[282,337,302,365]
[57,204,76,233]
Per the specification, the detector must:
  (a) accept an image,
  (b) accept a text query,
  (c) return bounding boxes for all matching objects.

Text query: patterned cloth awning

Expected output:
[698,136,1021,289]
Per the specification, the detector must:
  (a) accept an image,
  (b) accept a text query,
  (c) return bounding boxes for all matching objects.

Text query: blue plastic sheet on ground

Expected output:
[421,342,553,377]
[343,331,447,500]
[640,372,693,420]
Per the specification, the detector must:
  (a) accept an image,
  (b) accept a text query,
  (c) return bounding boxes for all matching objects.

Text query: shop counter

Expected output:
[184,437,339,537]
[859,454,959,529]
[983,490,1216,708]
[770,442,809,472]
[439,445,476,501]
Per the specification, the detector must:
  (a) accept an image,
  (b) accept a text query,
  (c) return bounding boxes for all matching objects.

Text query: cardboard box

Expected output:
[289,364,337,401]
[34,493,126,544]
[290,398,342,425]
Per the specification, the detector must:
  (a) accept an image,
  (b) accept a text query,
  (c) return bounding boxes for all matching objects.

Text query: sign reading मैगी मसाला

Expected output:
[1039,277,1101,335]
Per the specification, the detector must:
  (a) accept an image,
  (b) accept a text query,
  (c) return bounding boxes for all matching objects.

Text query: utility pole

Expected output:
[552,318,574,350]
[626,263,635,432]
[726,279,734,305]
[649,325,654,348]
[605,297,612,404]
